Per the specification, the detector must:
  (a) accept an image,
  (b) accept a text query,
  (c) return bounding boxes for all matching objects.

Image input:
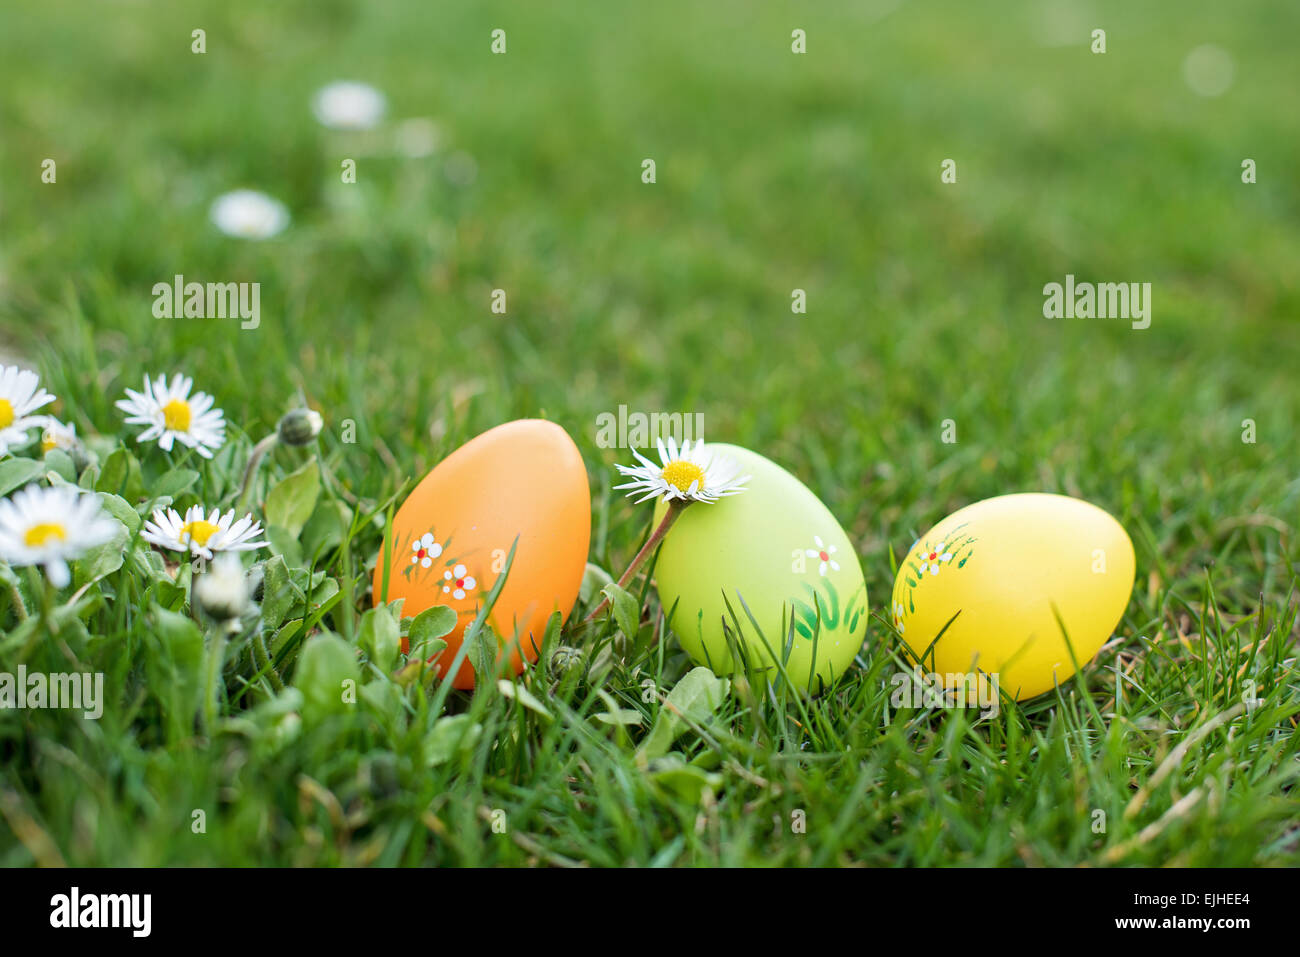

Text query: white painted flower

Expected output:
[411,532,442,568]
[116,373,226,458]
[805,536,841,576]
[0,365,57,455]
[39,418,78,455]
[442,563,476,600]
[311,81,387,130]
[210,189,290,240]
[0,484,119,588]
[892,601,906,634]
[917,542,954,576]
[614,438,750,505]
[140,505,268,561]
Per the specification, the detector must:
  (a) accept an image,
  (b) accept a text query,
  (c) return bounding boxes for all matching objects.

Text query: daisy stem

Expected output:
[203,628,229,736]
[39,574,55,627]
[253,628,285,691]
[236,433,279,511]
[5,579,27,622]
[584,501,687,623]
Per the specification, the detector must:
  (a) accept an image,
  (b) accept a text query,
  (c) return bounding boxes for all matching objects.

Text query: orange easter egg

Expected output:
[373,419,590,689]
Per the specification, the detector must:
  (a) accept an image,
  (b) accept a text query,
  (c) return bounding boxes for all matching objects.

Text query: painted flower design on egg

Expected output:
[411,532,443,568]
[805,536,841,576]
[791,577,866,643]
[896,524,978,618]
[443,564,477,600]
[917,542,954,576]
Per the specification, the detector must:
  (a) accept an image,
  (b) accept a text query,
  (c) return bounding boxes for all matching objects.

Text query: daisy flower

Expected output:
[917,542,954,576]
[210,189,290,240]
[194,553,252,622]
[39,417,78,455]
[588,438,748,627]
[140,505,268,561]
[0,365,57,455]
[411,532,442,568]
[614,438,750,505]
[0,485,119,588]
[1183,45,1234,98]
[442,564,476,600]
[116,373,226,458]
[311,81,387,130]
[805,536,841,576]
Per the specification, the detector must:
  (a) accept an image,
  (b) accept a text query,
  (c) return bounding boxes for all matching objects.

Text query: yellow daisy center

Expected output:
[41,432,59,453]
[181,520,220,546]
[661,460,706,493]
[162,398,192,432]
[0,398,14,429]
[24,523,67,547]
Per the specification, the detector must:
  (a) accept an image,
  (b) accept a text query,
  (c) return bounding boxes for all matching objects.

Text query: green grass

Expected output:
[1,0,1298,866]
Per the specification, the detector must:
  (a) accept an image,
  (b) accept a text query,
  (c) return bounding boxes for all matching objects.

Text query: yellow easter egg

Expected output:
[890,493,1134,701]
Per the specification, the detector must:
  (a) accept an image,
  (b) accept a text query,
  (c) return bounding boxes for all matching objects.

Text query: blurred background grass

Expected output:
[3,2,1296,524]
[0,0,1298,867]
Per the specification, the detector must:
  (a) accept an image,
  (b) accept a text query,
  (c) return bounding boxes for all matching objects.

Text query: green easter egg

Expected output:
[654,444,867,692]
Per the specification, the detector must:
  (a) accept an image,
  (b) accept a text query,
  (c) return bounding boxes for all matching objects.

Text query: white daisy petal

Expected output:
[140,504,267,557]
[46,560,71,589]
[613,441,750,506]
[0,484,118,587]
[0,365,59,455]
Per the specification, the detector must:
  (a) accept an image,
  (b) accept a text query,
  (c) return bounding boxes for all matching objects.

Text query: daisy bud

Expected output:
[194,554,251,623]
[548,645,584,678]
[68,445,96,476]
[246,562,266,604]
[277,408,324,447]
